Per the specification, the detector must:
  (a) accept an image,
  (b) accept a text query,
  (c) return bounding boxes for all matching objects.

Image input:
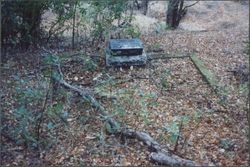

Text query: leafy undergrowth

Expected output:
[1,29,249,166]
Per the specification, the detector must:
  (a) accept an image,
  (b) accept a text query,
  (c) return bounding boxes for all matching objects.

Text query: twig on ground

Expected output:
[174,119,183,152]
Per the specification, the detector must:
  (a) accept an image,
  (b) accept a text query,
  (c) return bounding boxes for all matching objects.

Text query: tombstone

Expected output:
[105,38,147,67]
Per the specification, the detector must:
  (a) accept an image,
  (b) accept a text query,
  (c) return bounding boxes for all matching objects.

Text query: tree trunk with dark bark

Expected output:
[166,0,187,29]
[72,1,77,49]
[141,0,149,15]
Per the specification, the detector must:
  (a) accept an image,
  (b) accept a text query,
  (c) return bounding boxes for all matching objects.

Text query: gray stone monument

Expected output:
[106,38,147,67]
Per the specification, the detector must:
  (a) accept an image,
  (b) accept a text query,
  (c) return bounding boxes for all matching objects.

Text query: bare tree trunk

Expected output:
[129,2,134,23]
[1,47,7,65]
[142,0,149,15]
[134,0,140,9]
[166,0,186,29]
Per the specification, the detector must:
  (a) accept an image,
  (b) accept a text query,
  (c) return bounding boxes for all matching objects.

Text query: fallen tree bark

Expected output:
[122,129,197,166]
[51,58,199,166]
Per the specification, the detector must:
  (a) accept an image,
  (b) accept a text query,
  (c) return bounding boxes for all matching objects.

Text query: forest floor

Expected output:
[1,1,249,166]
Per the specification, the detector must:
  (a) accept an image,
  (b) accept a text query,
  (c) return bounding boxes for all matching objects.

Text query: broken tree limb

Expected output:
[150,152,196,166]
[51,58,199,166]
[183,1,200,11]
[51,59,120,130]
[57,77,120,130]
[121,129,163,152]
[121,129,197,166]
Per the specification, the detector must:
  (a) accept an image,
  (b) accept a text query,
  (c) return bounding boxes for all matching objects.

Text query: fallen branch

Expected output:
[50,55,199,166]
[183,1,200,11]
[122,129,197,166]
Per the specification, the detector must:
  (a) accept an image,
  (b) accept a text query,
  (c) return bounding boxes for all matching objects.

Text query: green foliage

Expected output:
[239,83,249,97]
[112,100,126,117]
[5,54,72,149]
[154,21,170,34]
[13,106,38,147]
[219,138,235,151]
[124,25,141,38]
[94,75,158,124]
[160,69,171,90]
[2,0,135,48]
[244,40,250,55]
[78,0,130,42]
[163,111,201,145]
[94,74,116,96]
[1,0,79,47]
[105,121,120,134]
[47,0,79,40]
[137,90,158,124]
[11,77,45,148]
[217,87,228,105]
[11,81,69,148]
[152,43,161,50]
[83,56,98,72]
[164,121,179,143]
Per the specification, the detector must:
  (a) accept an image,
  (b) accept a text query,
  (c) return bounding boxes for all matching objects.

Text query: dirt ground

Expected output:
[1,1,249,166]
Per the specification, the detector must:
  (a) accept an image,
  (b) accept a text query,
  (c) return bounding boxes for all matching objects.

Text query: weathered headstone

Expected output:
[106,38,147,67]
